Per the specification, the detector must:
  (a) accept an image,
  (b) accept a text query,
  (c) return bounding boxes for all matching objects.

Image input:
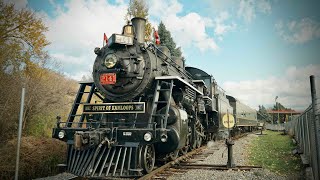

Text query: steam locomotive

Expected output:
[52,17,258,178]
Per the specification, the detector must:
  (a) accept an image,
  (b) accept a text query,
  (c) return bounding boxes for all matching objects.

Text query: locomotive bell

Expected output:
[123,20,133,36]
[131,17,146,44]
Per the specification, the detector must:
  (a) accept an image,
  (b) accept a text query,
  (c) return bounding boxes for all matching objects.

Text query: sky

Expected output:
[6,0,320,111]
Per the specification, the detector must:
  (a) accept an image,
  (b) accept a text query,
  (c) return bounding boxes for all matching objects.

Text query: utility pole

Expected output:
[275,96,279,124]
[15,88,25,180]
[278,103,280,124]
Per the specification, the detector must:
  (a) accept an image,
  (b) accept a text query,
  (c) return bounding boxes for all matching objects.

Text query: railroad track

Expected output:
[138,145,210,180]
[138,132,261,180]
[42,132,259,180]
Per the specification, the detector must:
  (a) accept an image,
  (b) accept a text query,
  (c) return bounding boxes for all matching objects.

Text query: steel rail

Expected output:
[138,146,207,180]
[138,131,260,180]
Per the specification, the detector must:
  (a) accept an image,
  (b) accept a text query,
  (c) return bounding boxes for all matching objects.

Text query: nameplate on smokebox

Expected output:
[83,102,145,114]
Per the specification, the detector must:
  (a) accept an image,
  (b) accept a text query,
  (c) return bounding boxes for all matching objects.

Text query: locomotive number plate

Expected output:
[100,73,116,85]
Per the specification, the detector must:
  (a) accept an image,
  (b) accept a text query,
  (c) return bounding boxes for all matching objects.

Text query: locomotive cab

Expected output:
[185,67,216,111]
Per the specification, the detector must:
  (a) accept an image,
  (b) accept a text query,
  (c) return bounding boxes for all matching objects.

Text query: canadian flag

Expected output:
[103,33,108,46]
[154,30,160,45]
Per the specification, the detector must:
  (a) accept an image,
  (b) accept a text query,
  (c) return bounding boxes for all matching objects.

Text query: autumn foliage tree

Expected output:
[0,1,77,141]
[0,1,79,179]
[125,0,152,41]
[0,1,49,71]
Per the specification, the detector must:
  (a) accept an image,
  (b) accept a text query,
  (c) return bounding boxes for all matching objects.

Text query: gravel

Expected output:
[168,134,288,180]
[34,172,77,180]
[37,134,294,180]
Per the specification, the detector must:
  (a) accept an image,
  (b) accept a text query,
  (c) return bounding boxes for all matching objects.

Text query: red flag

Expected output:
[154,30,160,45]
[103,33,108,46]
[154,30,159,39]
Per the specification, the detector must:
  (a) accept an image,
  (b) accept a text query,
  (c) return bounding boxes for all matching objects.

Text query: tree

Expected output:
[157,21,182,57]
[125,0,152,41]
[0,1,77,140]
[0,1,49,139]
[0,1,49,71]
[257,105,271,122]
[272,102,289,111]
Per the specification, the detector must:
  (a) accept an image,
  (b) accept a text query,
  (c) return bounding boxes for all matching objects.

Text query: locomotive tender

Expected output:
[52,17,258,178]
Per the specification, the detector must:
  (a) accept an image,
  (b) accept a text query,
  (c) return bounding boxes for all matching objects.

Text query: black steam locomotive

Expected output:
[52,17,258,178]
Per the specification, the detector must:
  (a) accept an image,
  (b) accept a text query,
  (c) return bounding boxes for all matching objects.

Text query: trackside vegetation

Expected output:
[248,130,303,177]
[0,1,76,179]
[0,137,66,179]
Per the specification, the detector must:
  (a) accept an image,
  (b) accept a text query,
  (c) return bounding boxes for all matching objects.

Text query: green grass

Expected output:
[248,130,302,176]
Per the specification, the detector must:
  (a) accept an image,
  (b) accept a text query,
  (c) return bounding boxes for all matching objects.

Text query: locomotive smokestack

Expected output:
[131,17,146,44]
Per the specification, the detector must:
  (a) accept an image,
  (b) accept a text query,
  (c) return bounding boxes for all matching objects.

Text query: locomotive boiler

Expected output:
[52,17,258,178]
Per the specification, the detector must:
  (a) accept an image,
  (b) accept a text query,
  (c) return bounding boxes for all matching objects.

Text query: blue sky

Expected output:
[8,0,320,110]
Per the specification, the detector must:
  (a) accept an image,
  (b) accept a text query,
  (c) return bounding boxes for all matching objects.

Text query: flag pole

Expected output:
[103,33,105,47]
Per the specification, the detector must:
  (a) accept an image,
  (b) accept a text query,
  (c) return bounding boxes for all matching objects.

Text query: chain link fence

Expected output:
[285,75,320,180]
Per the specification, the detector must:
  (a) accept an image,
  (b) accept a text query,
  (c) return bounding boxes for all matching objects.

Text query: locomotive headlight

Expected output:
[58,130,65,139]
[104,54,118,68]
[144,132,152,142]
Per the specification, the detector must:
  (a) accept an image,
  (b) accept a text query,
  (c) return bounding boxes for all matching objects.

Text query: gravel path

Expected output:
[168,134,288,180]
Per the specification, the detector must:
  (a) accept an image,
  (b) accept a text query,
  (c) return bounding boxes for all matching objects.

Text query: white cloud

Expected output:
[237,0,271,23]
[149,0,218,52]
[64,71,92,81]
[148,0,182,17]
[50,53,93,80]
[238,0,255,23]
[51,53,85,65]
[275,18,320,44]
[163,13,218,51]
[222,64,320,111]
[213,11,236,39]
[257,0,271,14]
[46,0,127,51]
[41,0,127,79]
[205,0,236,12]
[40,0,219,79]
